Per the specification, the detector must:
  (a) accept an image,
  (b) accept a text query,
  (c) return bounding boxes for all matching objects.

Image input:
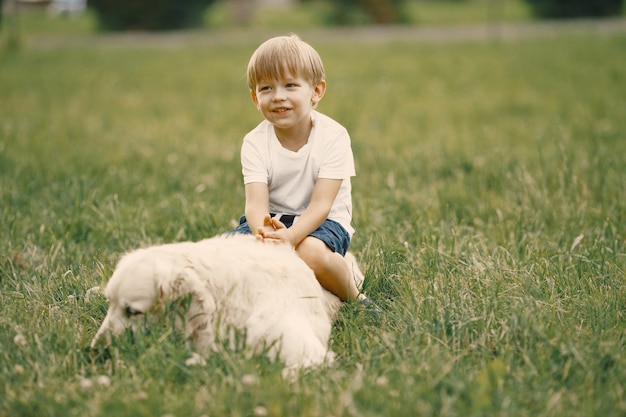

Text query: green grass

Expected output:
[1,22,626,417]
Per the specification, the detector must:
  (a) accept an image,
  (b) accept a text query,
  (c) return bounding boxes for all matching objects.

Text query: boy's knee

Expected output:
[296,237,331,272]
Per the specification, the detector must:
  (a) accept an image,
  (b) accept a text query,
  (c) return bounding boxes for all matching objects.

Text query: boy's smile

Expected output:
[271,106,292,115]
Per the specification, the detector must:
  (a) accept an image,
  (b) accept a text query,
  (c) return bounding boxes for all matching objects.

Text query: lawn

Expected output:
[1,17,625,417]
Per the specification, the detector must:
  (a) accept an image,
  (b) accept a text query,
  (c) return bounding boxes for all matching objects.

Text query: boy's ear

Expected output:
[250,90,260,110]
[312,80,326,106]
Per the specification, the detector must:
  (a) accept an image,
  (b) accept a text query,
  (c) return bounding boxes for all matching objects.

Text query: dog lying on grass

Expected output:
[90,234,363,370]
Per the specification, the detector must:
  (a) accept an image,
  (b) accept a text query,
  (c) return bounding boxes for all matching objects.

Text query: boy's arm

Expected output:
[263,178,342,247]
[244,182,273,237]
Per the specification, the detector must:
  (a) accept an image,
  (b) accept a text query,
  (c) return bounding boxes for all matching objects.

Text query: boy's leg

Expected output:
[225,216,252,235]
[296,236,360,302]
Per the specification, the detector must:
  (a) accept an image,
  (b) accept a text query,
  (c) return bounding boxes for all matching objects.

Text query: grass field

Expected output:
[1,14,626,417]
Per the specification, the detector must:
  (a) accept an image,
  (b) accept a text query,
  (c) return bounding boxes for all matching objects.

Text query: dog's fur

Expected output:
[91,234,363,370]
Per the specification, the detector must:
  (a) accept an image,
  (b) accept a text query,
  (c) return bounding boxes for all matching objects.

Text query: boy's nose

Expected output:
[272,87,286,101]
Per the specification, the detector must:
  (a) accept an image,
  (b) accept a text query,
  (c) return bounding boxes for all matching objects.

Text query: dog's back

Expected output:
[93,234,361,370]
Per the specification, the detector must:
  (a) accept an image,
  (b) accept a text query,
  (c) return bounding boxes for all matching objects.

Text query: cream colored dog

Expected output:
[91,234,363,370]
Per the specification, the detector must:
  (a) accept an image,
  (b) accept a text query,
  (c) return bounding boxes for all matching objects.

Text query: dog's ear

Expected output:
[154,255,216,346]
[155,256,213,309]
[156,256,194,299]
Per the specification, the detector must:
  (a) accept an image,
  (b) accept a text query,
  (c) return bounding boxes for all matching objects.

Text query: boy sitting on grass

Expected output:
[229,34,377,310]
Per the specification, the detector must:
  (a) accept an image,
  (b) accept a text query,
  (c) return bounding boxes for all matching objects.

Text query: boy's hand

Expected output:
[254,214,276,241]
[256,215,294,247]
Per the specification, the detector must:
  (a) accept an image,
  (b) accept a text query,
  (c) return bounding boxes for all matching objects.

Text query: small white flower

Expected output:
[85,286,101,303]
[13,333,26,347]
[184,352,206,366]
[241,374,257,386]
[253,406,268,416]
[375,375,389,387]
[79,378,93,389]
[14,364,25,375]
[96,375,111,387]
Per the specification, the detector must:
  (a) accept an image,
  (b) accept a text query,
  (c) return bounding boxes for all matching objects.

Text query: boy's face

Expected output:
[251,72,326,135]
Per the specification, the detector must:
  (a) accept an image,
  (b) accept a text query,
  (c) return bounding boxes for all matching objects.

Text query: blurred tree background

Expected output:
[327,0,409,24]
[89,0,217,30]
[87,0,412,30]
[84,0,624,31]
[524,0,623,18]
[0,0,624,35]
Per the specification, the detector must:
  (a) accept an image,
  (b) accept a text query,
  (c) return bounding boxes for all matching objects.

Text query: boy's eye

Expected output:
[258,86,271,92]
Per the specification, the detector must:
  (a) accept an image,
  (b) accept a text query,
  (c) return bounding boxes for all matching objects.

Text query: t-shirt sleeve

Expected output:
[241,134,268,184]
[318,130,356,180]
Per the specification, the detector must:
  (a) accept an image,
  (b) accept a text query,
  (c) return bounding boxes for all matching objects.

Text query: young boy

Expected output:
[229,34,367,304]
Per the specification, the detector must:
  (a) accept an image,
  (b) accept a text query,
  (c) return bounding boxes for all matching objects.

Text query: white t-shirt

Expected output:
[241,110,356,236]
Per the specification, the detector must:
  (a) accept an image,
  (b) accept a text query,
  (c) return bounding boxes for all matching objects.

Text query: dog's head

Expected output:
[90,247,213,348]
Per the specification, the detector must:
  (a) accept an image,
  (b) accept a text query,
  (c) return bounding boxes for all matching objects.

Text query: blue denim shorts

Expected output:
[227,214,351,256]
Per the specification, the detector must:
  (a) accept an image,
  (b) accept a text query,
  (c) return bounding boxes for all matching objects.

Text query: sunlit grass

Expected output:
[1,23,625,417]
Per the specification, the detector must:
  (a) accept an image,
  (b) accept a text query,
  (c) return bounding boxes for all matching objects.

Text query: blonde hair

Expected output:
[247,34,325,91]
